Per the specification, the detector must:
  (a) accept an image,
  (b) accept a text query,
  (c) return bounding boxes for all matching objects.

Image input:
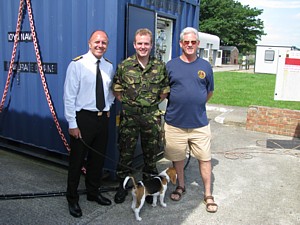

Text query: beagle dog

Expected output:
[123,167,177,221]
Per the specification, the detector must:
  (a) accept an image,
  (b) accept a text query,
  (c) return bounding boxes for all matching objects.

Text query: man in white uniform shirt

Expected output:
[63,30,114,218]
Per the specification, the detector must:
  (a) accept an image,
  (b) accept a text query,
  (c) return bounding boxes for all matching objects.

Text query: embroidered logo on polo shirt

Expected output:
[198,70,206,79]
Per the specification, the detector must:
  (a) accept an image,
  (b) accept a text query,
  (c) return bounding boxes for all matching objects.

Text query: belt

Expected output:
[122,104,158,114]
[78,109,108,117]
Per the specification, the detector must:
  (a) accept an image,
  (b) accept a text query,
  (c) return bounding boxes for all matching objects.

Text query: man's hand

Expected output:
[69,128,81,139]
[160,93,168,100]
[113,91,122,102]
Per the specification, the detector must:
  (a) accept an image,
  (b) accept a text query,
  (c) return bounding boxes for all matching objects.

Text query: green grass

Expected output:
[209,71,300,110]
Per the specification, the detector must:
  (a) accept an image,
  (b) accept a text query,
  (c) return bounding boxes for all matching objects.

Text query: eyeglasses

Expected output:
[182,40,198,45]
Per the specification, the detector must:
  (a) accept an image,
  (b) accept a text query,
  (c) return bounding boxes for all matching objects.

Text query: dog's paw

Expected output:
[134,211,142,221]
[151,203,157,207]
[161,202,167,207]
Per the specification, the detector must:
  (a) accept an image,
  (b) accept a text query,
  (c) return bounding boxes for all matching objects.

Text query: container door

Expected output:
[126,4,155,57]
[124,4,159,165]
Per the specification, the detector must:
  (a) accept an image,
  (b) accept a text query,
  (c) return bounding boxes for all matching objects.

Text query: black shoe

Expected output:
[68,202,82,218]
[114,186,128,204]
[145,195,153,204]
[87,193,112,206]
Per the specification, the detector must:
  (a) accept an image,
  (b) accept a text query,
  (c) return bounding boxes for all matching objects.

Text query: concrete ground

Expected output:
[1,103,299,225]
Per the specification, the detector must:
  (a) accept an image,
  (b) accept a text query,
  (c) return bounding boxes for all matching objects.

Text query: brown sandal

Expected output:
[203,195,218,213]
[170,186,185,201]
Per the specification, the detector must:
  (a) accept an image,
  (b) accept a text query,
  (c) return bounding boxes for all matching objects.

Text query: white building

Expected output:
[198,32,222,67]
[254,45,299,74]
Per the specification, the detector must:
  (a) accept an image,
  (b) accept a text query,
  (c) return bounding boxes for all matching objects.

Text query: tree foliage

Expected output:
[199,0,265,54]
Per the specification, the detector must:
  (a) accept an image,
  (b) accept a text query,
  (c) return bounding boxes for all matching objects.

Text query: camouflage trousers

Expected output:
[116,110,162,180]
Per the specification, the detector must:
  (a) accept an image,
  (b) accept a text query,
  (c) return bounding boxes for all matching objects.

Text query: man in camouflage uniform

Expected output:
[112,28,170,204]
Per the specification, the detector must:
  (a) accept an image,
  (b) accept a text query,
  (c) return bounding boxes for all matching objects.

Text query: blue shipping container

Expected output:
[0,0,200,173]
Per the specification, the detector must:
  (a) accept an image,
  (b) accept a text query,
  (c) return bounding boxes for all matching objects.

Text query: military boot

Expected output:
[114,179,128,204]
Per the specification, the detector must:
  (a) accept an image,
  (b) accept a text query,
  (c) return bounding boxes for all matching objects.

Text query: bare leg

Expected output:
[173,160,185,187]
[199,160,217,212]
[199,160,212,196]
[170,160,185,200]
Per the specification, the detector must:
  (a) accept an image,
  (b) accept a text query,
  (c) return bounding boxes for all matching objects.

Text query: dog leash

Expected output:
[184,153,191,170]
[0,138,152,201]
[1,139,189,200]
[79,138,157,177]
[0,138,158,201]
[80,138,191,173]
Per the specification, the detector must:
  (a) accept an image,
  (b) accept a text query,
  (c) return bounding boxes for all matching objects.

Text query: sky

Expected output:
[236,0,300,47]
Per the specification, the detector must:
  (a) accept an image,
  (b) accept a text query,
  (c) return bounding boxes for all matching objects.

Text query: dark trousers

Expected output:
[66,110,109,204]
[116,112,161,180]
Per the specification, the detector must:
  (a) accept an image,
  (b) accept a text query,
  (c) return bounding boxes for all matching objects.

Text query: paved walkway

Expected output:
[213,64,254,73]
[1,104,299,225]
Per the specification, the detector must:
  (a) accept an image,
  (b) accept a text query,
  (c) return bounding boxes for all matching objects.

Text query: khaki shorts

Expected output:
[164,122,212,161]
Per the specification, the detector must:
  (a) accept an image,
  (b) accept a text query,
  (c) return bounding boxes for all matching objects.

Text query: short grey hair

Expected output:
[180,27,200,41]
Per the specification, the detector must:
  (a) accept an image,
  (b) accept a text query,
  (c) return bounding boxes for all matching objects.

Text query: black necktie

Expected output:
[96,60,105,111]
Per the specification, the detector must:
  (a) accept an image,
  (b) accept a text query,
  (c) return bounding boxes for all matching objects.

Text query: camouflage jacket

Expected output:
[112,54,170,107]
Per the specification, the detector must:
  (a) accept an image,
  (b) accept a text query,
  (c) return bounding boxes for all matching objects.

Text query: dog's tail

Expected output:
[123,176,138,189]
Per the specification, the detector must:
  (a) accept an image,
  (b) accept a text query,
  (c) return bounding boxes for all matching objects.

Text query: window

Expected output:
[264,50,275,61]
[204,49,209,58]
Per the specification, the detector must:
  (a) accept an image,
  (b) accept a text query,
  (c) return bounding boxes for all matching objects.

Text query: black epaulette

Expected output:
[72,56,83,61]
[104,57,112,64]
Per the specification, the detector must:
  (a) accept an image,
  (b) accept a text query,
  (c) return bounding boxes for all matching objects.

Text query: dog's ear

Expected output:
[170,173,177,184]
[167,167,177,184]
